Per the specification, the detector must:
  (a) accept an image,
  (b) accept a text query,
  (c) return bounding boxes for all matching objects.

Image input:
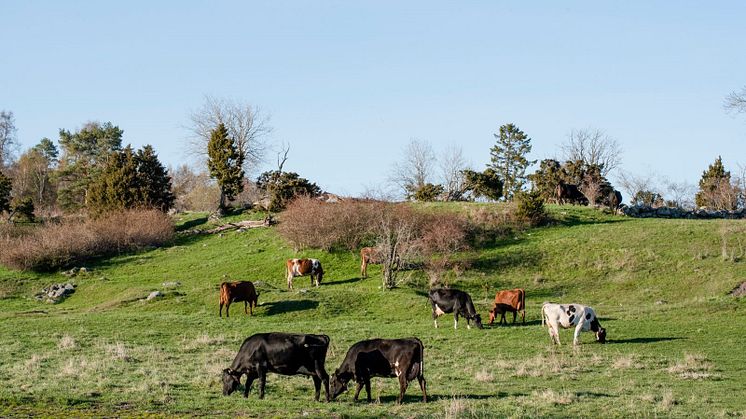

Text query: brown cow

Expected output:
[488,288,526,325]
[360,247,379,278]
[220,281,259,318]
[286,258,324,290]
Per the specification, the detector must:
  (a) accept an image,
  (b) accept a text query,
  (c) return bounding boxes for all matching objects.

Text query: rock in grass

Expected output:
[147,291,164,300]
[36,283,76,304]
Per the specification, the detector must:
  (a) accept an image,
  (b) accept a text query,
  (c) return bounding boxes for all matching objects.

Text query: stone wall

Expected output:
[620,205,746,219]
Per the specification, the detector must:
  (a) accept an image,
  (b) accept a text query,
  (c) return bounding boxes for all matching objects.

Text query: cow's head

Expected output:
[472,313,484,329]
[596,327,607,344]
[590,318,607,343]
[488,309,496,325]
[330,369,351,399]
[221,368,241,396]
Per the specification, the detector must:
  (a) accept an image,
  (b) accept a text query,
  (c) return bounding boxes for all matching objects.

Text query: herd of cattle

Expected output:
[219,253,607,403]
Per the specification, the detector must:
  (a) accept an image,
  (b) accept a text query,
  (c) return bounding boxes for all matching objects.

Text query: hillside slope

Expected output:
[0,205,744,417]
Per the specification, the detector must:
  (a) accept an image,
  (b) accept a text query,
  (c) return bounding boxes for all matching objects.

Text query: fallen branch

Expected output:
[179,219,271,235]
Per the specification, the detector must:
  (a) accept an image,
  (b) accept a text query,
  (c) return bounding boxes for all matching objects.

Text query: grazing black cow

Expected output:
[555,183,588,205]
[428,288,483,329]
[330,338,426,404]
[222,332,331,401]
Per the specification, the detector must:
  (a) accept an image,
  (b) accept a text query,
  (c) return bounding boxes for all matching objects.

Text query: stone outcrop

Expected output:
[620,205,746,219]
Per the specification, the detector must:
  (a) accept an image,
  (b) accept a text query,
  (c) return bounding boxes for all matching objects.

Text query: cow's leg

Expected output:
[500,311,506,325]
[219,302,223,317]
[244,371,258,398]
[512,310,517,324]
[418,374,427,402]
[225,302,230,318]
[521,309,525,323]
[361,260,367,278]
[287,271,293,290]
[364,377,372,403]
[352,380,363,402]
[257,367,267,399]
[573,320,585,346]
[548,321,561,345]
[397,375,409,404]
[244,301,248,315]
[249,300,254,316]
[312,376,322,401]
[315,363,330,402]
[431,303,439,328]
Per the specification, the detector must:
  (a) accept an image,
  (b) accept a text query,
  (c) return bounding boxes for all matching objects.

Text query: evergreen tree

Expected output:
[489,123,536,200]
[412,183,444,202]
[0,171,11,216]
[528,159,564,202]
[462,168,503,201]
[87,146,139,214]
[695,156,736,209]
[57,122,123,211]
[256,170,321,211]
[207,123,244,212]
[135,145,174,212]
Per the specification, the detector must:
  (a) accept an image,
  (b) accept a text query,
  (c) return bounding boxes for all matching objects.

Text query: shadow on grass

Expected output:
[487,319,543,328]
[327,277,364,286]
[609,336,684,344]
[263,299,319,315]
[375,393,499,404]
[175,216,209,232]
[471,247,543,274]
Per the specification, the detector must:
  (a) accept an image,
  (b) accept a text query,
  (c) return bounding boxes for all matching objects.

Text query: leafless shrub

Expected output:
[278,196,380,251]
[580,175,602,206]
[0,209,173,271]
[561,127,622,176]
[474,369,494,383]
[421,212,470,287]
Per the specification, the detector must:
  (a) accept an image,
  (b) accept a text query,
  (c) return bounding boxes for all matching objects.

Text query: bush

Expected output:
[515,190,546,226]
[278,196,380,251]
[10,197,35,222]
[0,209,174,271]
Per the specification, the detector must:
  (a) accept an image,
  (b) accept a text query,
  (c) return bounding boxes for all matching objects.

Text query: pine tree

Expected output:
[528,159,564,202]
[135,145,174,212]
[462,168,503,201]
[695,156,736,209]
[207,123,244,213]
[87,146,139,214]
[0,170,11,215]
[489,123,536,200]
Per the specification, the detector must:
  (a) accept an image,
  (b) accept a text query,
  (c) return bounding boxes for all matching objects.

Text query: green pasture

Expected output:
[1,205,744,417]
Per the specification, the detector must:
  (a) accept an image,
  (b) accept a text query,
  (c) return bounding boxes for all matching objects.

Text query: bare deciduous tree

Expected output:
[390,138,435,198]
[616,170,661,201]
[375,204,421,289]
[187,96,271,174]
[439,145,469,201]
[561,128,622,176]
[725,86,746,114]
[662,179,695,209]
[580,174,602,206]
[0,111,18,168]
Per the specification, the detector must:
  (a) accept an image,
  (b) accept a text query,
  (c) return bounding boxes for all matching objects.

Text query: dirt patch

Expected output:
[729,281,746,297]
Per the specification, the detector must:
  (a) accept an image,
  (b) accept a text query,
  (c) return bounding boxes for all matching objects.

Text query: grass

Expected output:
[1,205,745,417]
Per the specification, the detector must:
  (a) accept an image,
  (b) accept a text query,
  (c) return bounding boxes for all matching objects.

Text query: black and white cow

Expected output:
[330,338,427,404]
[222,332,331,401]
[428,288,483,329]
[286,258,324,289]
[541,302,607,345]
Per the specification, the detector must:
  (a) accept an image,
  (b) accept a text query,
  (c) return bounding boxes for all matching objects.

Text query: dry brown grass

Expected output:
[532,388,577,405]
[58,335,77,350]
[0,209,173,271]
[666,353,720,380]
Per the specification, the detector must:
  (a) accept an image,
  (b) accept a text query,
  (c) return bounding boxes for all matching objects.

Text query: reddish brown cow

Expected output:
[488,288,526,325]
[286,258,324,289]
[220,281,259,318]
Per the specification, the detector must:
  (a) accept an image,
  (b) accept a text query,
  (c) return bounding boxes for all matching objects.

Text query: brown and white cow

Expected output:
[541,302,607,345]
[488,288,526,325]
[286,258,324,290]
[360,247,379,278]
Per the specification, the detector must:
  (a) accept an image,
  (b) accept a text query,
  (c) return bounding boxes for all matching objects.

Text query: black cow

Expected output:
[428,288,483,329]
[222,332,331,401]
[330,338,426,404]
[556,183,588,205]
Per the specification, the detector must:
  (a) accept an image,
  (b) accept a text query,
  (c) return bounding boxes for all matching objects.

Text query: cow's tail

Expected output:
[417,338,424,377]
[519,289,526,314]
[540,302,549,327]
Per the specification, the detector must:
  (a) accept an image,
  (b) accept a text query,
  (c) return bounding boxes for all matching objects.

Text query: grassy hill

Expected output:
[1,204,745,417]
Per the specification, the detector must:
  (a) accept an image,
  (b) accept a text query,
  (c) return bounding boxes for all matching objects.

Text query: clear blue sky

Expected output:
[2,1,745,196]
